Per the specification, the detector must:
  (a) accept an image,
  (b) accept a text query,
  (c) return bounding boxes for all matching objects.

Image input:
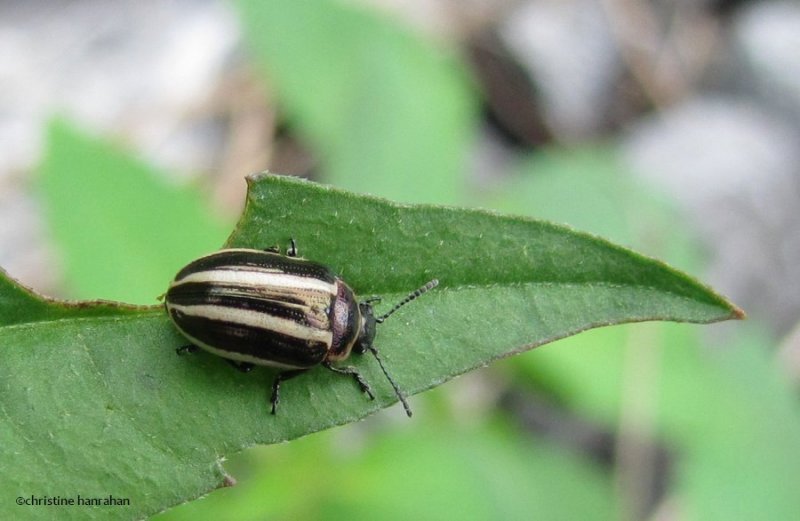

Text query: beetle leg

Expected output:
[227,360,254,373]
[288,238,298,257]
[176,344,199,356]
[322,362,375,400]
[263,245,280,253]
[270,369,306,415]
[363,296,382,304]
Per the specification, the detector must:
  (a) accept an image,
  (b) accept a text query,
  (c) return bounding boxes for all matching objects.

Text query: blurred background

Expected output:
[2,0,799,519]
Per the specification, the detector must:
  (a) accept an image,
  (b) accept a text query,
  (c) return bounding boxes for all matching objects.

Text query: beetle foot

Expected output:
[176,345,199,356]
[227,360,254,373]
[270,369,305,415]
[323,363,375,400]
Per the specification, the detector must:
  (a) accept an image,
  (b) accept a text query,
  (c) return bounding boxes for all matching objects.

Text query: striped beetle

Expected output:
[164,240,437,417]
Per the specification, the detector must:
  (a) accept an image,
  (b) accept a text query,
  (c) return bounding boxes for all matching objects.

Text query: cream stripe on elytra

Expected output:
[208,285,319,310]
[168,303,334,345]
[172,270,337,294]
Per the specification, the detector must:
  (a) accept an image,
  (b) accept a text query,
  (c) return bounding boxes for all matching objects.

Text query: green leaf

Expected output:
[486,149,799,519]
[0,267,144,328]
[38,119,231,304]
[0,174,740,519]
[235,0,477,204]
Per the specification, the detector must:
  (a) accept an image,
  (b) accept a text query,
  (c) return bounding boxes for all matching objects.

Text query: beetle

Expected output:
[164,239,437,417]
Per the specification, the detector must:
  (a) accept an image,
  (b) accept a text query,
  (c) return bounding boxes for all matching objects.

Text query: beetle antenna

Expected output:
[367,346,412,417]
[376,279,438,323]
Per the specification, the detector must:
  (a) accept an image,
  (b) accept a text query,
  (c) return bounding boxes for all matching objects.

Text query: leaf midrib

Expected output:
[1,275,740,333]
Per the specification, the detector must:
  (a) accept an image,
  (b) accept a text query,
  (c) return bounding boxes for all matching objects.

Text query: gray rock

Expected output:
[501,0,621,141]
[733,1,800,118]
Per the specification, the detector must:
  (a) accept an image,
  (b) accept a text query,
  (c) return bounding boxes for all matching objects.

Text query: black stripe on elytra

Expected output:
[175,250,337,283]
[167,282,331,325]
[170,309,329,367]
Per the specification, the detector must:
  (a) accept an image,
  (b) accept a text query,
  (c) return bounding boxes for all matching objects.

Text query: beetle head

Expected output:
[354,302,377,354]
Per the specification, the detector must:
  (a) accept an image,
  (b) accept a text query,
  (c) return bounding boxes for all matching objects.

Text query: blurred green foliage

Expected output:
[495,147,800,519]
[28,1,799,520]
[236,0,477,205]
[155,420,616,521]
[39,120,231,304]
